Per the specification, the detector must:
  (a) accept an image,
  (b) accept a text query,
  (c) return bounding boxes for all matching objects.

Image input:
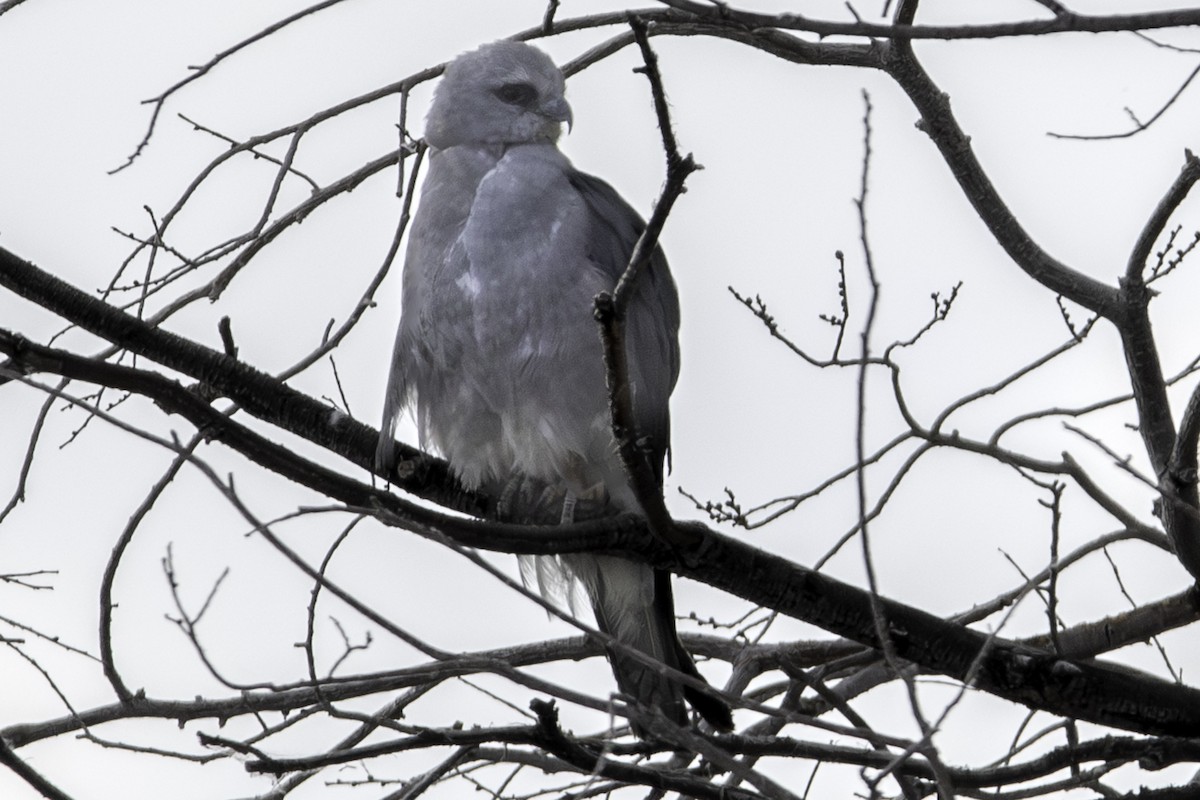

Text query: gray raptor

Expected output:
[378,40,731,733]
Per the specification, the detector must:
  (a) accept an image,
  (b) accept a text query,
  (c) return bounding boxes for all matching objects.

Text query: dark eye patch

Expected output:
[493,82,537,107]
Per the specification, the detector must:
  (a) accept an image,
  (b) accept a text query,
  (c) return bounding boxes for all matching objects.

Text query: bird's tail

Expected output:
[583,555,733,735]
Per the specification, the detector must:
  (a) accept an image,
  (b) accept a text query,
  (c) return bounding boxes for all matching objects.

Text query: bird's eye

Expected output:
[494,82,537,107]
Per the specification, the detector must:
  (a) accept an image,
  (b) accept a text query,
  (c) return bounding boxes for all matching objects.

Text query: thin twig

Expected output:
[111,0,355,173]
[594,15,699,545]
[1049,61,1200,141]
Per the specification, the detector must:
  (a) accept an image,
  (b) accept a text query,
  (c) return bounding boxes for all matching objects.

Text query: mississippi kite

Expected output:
[378,41,731,733]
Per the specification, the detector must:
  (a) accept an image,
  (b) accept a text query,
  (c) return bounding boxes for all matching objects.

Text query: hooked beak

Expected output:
[541,97,573,132]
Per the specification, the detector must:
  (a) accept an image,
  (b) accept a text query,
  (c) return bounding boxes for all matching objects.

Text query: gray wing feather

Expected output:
[376,320,409,472]
[567,170,681,483]
[376,146,500,475]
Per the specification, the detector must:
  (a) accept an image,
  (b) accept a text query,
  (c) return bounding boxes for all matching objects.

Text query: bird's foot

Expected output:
[559,490,577,524]
[497,475,526,520]
[536,481,607,524]
[568,482,608,522]
[495,476,611,523]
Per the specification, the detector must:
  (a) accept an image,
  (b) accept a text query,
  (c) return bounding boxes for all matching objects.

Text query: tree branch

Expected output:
[1127,150,1200,283]
[0,245,483,519]
[6,323,1200,736]
[594,15,700,546]
[0,737,76,800]
[654,1,1200,41]
[883,43,1120,317]
[110,0,357,173]
[1114,154,1200,578]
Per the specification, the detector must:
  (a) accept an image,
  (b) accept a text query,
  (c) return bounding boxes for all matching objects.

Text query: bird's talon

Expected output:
[559,490,577,524]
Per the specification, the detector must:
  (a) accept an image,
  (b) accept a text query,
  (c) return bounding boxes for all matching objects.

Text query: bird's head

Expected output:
[425,41,573,149]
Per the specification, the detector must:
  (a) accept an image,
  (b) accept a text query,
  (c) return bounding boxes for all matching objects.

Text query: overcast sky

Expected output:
[3,1,1200,797]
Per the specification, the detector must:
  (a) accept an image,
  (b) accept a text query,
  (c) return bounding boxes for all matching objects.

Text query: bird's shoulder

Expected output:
[461,144,586,249]
[563,170,676,292]
[564,170,639,230]
[477,143,575,197]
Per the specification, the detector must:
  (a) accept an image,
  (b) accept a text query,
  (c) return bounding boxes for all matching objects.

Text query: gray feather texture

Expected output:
[379,41,730,734]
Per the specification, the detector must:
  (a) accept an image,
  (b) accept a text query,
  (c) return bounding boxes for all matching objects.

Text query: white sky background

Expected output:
[2,0,1200,797]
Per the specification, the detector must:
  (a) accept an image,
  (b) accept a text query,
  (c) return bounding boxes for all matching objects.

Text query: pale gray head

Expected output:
[424,41,573,149]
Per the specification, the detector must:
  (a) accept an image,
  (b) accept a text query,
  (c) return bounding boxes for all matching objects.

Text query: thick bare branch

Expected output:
[656,1,1200,41]
[6,323,1200,736]
[883,43,1120,317]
